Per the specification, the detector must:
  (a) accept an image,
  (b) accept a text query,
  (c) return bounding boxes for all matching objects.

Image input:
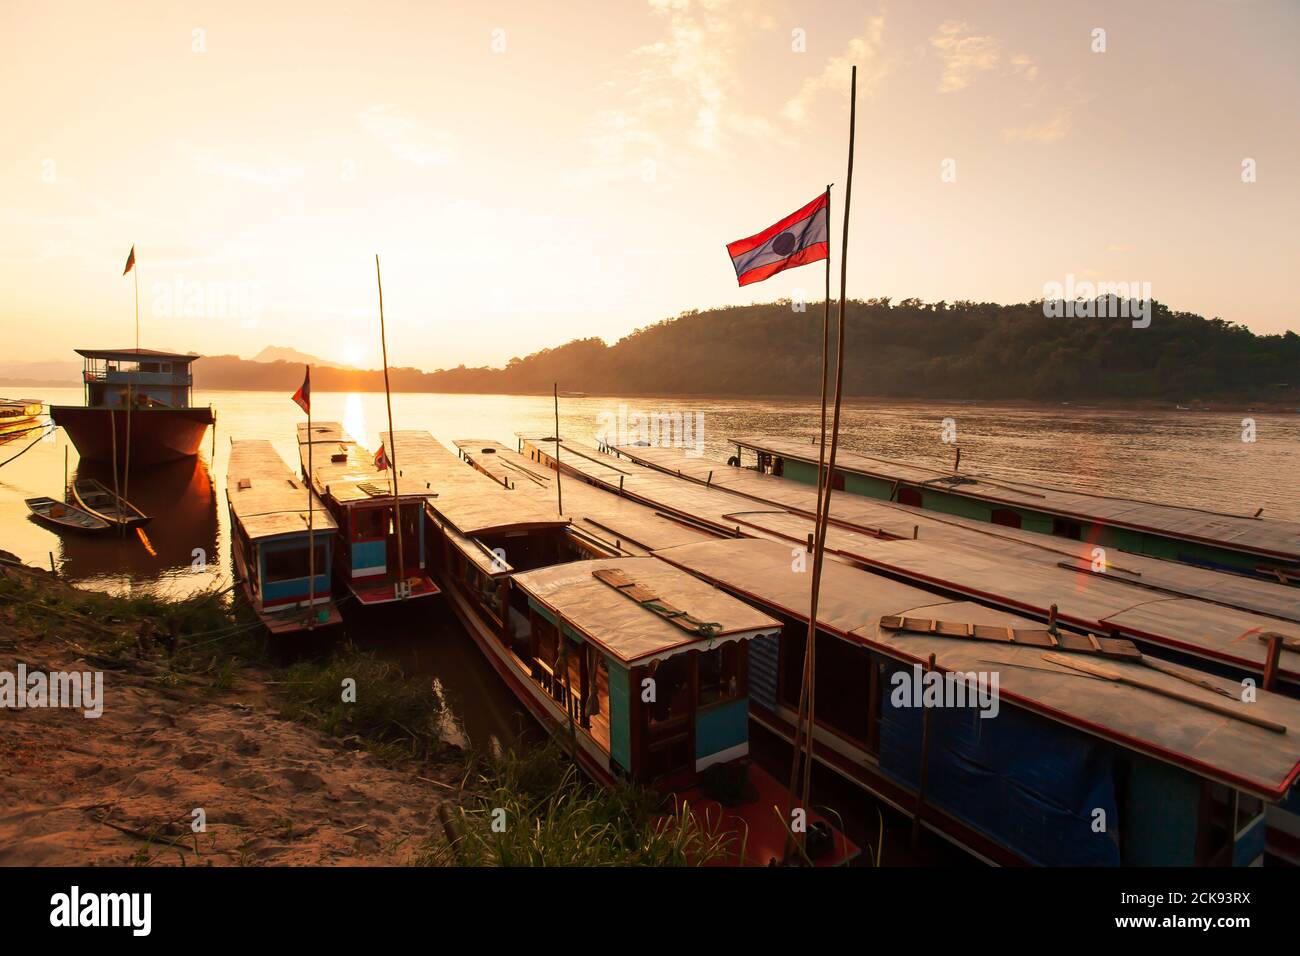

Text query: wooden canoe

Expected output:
[70,478,151,527]
[25,496,111,533]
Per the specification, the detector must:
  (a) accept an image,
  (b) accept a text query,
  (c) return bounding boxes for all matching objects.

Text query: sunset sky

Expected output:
[2,0,1296,371]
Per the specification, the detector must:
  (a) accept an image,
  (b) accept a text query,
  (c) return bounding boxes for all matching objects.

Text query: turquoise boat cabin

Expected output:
[297,422,440,606]
[226,439,340,634]
[729,435,1300,582]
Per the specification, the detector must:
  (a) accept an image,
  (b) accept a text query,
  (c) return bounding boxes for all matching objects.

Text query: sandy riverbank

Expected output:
[0,556,464,866]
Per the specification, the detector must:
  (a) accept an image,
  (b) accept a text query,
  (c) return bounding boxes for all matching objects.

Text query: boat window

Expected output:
[698,641,742,706]
[990,508,1022,529]
[646,655,691,725]
[264,543,328,583]
[896,486,922,507]
[1052,517,1083,540]
[353,506,389,540]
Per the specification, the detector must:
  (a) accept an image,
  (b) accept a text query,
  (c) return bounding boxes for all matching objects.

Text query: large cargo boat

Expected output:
[49,348,215,467]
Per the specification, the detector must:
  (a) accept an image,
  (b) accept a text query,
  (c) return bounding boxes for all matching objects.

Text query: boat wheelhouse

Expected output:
[226,439,341,634]
[297,422,439,606]
[49,349,215,466]
[729,434,1300,582]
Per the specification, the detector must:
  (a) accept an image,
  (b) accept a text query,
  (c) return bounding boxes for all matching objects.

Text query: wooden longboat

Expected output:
[384,430,858,866]
[25,496,111,534]
[520,435,1300,693]
[226,439,341,634]
[484,437,1300,866]
[70,478,150,528]
[729,435,1300,581]
[296,423,439,607]
[0,398,43,438]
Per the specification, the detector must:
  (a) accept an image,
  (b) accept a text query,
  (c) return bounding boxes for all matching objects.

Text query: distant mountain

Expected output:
[0,360,80,384]
[251,346,354,369]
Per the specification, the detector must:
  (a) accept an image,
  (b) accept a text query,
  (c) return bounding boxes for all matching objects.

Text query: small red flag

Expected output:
[292,366,310,414]
[122,245,135,275]
[374,443,389,471]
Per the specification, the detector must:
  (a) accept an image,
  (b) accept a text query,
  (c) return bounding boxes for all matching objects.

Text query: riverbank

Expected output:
[0,554,467,865]
[0,554,729,866]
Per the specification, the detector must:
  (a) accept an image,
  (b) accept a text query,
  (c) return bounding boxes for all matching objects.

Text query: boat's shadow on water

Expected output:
[57,456,218,584]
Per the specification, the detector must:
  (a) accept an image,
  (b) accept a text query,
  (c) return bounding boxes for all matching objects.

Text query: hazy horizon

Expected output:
[4,0,1298,369]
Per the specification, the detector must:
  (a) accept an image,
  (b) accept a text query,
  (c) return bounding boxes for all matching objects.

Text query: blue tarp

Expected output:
[878,664,1121,866]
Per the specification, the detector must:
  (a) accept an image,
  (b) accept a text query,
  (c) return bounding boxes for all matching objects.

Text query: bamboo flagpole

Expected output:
[785,183,833,826]
[375,255,407,600]
[802,63,857,817]
[291,366,314,624]
[306,365,315,629]
[123,246,140,532]
[553,383,564,516]
[787,65,857,858]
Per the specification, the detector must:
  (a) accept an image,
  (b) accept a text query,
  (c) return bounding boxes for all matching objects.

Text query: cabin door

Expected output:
[386,503,422,578]
[639,654,696,780]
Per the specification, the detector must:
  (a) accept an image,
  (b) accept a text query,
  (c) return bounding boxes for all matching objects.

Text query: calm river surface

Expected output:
[2,389,1297,804]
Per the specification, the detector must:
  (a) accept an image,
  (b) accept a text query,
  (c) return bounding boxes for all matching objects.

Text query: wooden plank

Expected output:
[879,614,1142,660]
[592,567,722,636]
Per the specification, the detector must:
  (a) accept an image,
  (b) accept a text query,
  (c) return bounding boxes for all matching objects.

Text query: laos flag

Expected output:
[726,191,829,286]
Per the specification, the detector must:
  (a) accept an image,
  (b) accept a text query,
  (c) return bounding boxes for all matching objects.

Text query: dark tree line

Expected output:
[195,299,1299,402]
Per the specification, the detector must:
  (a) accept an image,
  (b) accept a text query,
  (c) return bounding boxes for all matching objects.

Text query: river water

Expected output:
[2,388,1297,834]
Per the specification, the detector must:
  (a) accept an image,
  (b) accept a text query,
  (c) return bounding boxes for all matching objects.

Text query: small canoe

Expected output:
[70,478,151,527]
[25,496,112,533]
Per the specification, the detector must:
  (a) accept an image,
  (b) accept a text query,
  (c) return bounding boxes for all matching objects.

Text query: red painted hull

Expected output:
[50,406,214,467]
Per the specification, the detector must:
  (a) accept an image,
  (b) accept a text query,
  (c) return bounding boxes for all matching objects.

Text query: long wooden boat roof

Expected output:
[612,440,1300,619]
[655,537,1300,800]
[455,439,717,555]
[295,422,430,506]
[227,439,337,539]
[382,430,568,536]
[732,434,1300,562]
[585,440,1300,681]
[511,555,780,667]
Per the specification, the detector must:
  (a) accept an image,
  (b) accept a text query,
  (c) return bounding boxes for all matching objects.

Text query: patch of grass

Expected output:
[274,642,443,762]
[423,742,735,866]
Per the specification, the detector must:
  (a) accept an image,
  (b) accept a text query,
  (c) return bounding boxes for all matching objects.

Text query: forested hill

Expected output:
[193,299,1299,402]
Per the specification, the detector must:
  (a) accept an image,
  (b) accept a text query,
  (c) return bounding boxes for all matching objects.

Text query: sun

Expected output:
[339,342,366,368]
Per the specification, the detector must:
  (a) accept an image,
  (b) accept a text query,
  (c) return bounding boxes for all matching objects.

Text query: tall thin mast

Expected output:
[802,64,857,816]
[788,66,857,857]
[306,364,315,628]
[123,251,139,525]
[553,383,564,516]
[786,183,833,818]
[375,254,406,599]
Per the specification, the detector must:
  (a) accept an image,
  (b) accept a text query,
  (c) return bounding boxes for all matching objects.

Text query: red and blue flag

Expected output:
[726,192,829,286]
